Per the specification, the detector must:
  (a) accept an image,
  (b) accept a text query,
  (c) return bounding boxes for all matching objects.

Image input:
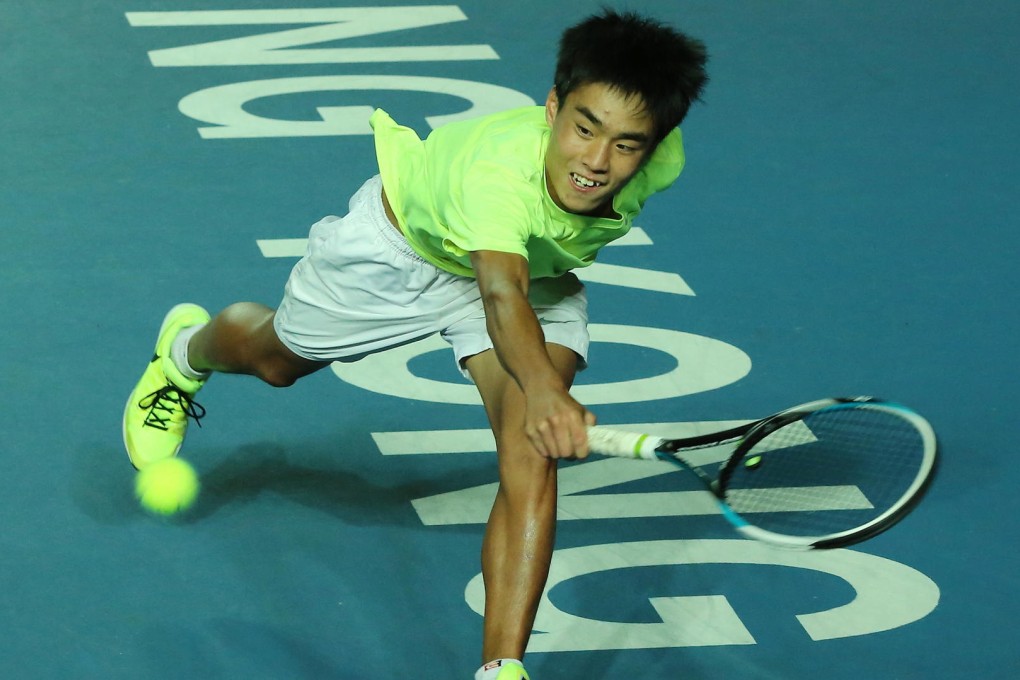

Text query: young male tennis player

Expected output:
[123,10,707,679]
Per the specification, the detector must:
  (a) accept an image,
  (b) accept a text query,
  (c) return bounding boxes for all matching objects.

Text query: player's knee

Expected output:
[495,433,557,490]
[256,359,302,388]
[494,428,532,460]
[259,371,296,389]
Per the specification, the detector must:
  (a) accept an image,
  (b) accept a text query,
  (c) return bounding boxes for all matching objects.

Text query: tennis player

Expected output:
[123,10,707,679]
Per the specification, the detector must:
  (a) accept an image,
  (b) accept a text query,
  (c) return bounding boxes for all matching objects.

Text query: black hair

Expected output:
[554,10,709,143]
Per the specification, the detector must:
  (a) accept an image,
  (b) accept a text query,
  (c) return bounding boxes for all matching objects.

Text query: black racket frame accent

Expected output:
[654,397,863,499]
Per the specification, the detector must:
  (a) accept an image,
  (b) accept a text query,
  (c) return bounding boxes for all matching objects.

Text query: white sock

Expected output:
[475,659,525,680]
[169,323,211,381]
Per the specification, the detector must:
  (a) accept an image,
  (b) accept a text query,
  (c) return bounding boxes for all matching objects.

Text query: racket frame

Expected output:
[586,397,938,550]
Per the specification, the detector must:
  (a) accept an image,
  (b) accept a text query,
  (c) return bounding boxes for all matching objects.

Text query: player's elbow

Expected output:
[470,250,530,298]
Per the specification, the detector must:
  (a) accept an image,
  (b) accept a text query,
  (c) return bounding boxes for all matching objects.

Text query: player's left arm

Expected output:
[470,248,594,459]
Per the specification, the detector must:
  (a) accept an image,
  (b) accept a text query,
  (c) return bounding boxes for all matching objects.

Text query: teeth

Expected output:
[571,173,601,188]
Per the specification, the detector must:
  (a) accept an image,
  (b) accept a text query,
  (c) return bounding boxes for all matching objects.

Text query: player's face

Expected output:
[544,82,656,217]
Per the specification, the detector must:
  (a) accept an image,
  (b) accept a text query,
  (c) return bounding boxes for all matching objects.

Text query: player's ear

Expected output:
[545,87,560,126]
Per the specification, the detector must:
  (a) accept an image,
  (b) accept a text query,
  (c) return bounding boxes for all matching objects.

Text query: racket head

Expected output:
[712,397,938,549]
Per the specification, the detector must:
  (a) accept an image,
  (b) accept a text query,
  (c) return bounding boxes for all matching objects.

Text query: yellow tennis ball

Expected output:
[135,457,200,515]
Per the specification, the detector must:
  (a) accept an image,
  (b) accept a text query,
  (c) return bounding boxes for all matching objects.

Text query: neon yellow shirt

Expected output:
[371,107,684,279]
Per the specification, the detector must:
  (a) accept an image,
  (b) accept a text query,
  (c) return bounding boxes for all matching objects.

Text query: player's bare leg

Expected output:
[187,302,329,387]
[467,343,579,662]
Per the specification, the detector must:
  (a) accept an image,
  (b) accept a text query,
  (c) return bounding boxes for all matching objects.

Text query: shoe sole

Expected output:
[122,303,208,469]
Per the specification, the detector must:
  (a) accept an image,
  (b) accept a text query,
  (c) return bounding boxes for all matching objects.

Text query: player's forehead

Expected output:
[562,81,654,138]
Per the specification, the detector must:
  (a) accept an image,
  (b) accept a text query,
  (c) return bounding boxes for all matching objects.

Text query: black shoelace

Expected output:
[138,384,206,431]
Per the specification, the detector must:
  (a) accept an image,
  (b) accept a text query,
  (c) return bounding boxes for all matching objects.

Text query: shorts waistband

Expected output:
[362,175,429,265]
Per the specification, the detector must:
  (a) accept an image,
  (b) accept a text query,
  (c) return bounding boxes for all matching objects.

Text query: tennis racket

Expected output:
[586,397,937,549]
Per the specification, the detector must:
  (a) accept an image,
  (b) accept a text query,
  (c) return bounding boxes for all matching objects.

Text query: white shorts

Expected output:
[274,176,589,378]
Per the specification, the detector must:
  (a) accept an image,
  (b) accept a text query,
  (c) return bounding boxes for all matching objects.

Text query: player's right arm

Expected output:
[470,248,594,459]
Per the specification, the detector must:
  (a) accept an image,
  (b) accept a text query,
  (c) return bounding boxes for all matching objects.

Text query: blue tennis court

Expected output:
[2,1,1017,677]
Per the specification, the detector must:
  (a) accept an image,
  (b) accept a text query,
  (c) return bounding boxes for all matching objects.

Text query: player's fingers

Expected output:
[527,407,594,459]
[526,420,553,458]
[534,418,571,459]
[537,414,570,459]
[572,411,594,459]
[544,411,587,460]
[530,415,573,460]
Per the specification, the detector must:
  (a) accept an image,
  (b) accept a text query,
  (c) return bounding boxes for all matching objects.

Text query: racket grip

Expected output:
[586,426,662,460]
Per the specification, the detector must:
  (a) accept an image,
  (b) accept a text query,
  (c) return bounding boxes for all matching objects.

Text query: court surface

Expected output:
[2,1,1018,677]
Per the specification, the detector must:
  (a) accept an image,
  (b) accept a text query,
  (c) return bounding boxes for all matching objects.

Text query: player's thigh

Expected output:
[466,344,579,440]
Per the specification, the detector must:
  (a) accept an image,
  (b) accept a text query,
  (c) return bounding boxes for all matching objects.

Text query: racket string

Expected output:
[722,407,928,538]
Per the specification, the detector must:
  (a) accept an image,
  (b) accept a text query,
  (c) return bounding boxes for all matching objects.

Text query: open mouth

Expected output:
[570,172,603,190]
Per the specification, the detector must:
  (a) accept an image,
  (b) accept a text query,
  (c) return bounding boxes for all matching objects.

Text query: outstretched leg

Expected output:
[466,343,579,663]
[187,302,328,387]
[123,302,329,469]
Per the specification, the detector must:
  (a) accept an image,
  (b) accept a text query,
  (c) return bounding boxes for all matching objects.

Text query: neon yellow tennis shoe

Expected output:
[123,303,211,470]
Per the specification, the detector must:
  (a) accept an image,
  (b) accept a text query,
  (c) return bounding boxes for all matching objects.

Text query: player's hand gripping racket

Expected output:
[586,397,937,549]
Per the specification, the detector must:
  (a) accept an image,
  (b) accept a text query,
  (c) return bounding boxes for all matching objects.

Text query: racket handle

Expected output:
[586,426,662,460]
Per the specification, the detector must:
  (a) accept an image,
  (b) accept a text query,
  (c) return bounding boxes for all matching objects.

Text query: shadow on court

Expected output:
[69,438,497,529]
